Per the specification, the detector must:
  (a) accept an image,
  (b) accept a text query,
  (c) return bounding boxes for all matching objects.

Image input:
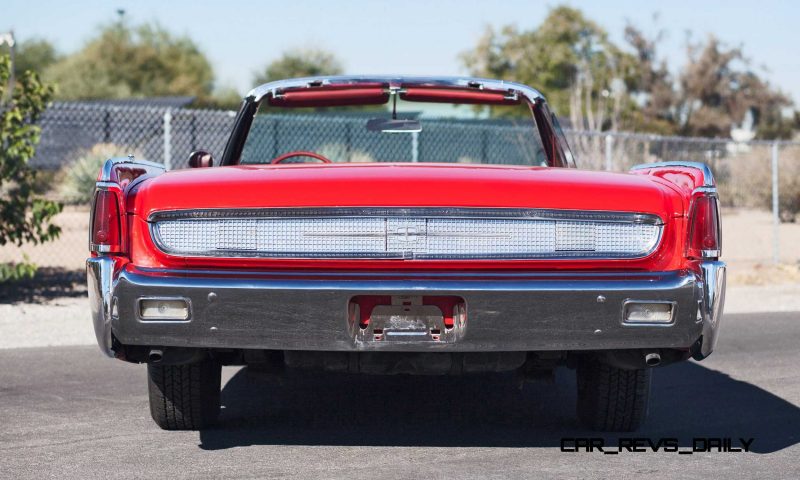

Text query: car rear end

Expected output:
[88,159,725,431]
[87,76,725,432]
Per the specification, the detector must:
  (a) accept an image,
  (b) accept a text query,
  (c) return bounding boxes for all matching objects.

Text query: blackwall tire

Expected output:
[576,359,651,432]
[147,360,221,430]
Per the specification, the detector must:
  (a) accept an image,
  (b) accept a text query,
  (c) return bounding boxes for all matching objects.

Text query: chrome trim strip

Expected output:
[87,257,116,357]
[630,161,715,187]
[147,207,664,224]
[695,260,726,359]
[129,266,674,280]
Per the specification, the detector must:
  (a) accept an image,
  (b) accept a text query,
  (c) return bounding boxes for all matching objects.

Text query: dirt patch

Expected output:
[726,262,800,286]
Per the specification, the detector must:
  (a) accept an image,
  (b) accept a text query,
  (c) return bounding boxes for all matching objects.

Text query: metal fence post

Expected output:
[163,109,172,170]
[411,131,419,163]
[604,134,613,171]
[103,109,111,143]
[771,142,780,264]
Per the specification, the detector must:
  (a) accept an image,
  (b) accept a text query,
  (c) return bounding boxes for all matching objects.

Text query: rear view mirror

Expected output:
[366,118,422,133]
[188,150,213,168]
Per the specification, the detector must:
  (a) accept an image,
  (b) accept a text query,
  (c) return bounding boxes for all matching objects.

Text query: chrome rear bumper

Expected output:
[87,260,725,357]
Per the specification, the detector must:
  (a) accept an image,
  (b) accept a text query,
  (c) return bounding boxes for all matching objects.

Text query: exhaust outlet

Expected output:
[148,349,164,363]
[644,352,661,367]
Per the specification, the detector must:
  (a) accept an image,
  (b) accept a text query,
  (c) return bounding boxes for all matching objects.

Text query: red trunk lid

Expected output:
[129,163,683,218]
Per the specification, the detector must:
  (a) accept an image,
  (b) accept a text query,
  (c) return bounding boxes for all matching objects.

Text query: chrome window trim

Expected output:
[238,75,576,169]
[247,75,545,104]
[148,207,665,261]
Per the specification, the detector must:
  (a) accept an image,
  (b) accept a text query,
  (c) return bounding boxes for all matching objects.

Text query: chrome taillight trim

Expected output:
[89,182,125,254]
[686,187,722,260]
[148,207,665,261]
[148,207,664,224]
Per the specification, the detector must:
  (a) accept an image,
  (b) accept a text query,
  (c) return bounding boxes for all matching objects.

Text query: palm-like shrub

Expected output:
[58,143,138,204]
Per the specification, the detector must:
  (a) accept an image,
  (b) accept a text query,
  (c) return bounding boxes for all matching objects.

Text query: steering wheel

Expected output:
[271,151,332,164]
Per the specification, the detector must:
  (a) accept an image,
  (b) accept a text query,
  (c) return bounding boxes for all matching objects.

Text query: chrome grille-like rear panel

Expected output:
[149,208,663,260]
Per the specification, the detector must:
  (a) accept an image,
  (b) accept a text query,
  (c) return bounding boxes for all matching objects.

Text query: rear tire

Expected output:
[576,359,651,432]
[147,359,221,430]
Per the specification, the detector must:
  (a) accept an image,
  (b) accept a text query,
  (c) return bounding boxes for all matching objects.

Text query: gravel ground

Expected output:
[0,297,93,348]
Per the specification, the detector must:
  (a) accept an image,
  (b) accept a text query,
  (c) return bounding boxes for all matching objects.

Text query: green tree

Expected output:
[45,21,214,101]
[677,35,792,139]
[461,6,639,132]
[253,48,343,85]
[0,54,61,280]
[622,24,678,135]
[0,38,61,79]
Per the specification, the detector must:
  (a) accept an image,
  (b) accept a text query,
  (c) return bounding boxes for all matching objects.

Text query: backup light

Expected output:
[623,301,674,324]
[138,298,190,321]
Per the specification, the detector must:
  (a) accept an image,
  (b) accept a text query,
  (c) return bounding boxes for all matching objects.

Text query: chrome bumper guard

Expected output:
[87,259,726,356]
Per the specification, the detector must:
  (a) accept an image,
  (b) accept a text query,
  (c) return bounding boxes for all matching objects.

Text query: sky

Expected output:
[3,0,799,104]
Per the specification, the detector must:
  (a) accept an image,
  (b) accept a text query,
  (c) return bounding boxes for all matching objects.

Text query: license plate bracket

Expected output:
[349,295,467,344]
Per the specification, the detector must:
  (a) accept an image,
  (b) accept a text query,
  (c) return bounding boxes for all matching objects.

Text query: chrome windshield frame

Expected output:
[221,75,575,168]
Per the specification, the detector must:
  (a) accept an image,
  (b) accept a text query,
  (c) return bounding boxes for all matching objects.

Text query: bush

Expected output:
[58,143,138,204]
[0,54,61,249]
[0,258,37,283]
[773,168,800,223]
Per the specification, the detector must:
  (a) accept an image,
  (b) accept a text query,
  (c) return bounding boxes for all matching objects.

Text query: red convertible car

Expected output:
[87,76,725,432]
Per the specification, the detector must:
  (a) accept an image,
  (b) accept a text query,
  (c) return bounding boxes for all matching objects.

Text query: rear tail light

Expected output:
[686,191,721,259]
[90,189,123,253]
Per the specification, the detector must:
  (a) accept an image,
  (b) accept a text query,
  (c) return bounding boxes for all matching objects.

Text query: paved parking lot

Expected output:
[1,311,798,479]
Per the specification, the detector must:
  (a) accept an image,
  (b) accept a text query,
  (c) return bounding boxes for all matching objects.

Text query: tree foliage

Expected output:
[622,24,678,135]
[0,54,61,249]
[676,35,791,139]
[0,38,61,79]
[462,7,639,131]
[45,21,214,101]
[253,48,343,85]
[462,6,794,138]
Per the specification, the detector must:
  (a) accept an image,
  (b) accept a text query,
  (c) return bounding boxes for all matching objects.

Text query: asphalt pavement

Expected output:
[1,312,799,479]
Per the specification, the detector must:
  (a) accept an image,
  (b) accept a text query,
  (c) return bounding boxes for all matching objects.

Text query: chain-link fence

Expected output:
[2,101,799,272]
